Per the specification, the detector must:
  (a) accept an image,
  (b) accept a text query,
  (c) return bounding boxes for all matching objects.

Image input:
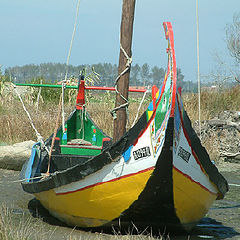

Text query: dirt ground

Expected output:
[0,162,239,240]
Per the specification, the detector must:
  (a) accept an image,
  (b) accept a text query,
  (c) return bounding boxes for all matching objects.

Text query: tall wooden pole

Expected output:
[113,0,136,142]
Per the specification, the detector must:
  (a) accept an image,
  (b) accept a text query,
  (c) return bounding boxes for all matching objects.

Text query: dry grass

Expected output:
[0,84,239,145]
[182,85,240,122]
[0,88,149,144]
[0,205,162,240]
[0,205,48,240]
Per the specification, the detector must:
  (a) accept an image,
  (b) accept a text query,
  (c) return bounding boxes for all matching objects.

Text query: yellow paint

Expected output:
[147,110,153,119]
[35,168,154,227]
[173,168,217,226]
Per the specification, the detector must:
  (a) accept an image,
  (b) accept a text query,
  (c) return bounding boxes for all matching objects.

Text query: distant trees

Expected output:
[151,66,165,86]
[130,64,141,86]
[4,62,185,88]
[140,63,150,86]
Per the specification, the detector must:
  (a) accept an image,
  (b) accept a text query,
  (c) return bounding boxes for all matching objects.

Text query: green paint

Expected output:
[155,90,170,130]
[55,109,108,156]
[61,146,101,156]
[15,83,77,89]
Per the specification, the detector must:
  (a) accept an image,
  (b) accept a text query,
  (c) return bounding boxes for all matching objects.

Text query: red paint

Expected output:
[173,166,216,196]
[76,80,85,110]
[135,23,177,144]
[102,137,111,142]
[56,166,155,195]
[85,86,147,93]
[152,85,158,111]
[163,22,177,118]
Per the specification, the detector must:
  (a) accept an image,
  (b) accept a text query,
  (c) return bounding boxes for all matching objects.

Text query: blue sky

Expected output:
[0,0,239,82]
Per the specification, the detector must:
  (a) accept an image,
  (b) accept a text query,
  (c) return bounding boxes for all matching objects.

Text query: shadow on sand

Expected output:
[28,198,240,239]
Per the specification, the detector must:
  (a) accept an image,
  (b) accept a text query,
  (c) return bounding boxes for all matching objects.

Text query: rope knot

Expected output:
[126,57,132,68]
[120,43,132,69]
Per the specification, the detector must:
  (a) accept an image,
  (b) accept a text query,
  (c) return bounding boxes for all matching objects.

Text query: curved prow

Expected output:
[163,22,177,117]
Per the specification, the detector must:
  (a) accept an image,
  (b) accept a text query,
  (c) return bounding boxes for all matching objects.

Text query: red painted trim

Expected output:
[134,23,177,145]
[56,166,155,195]
[163,22,177,117]
[76,80,85,110]
[173,166,217,196]
[133,80,167,146]
[85,86,147,93]
[152,85,158,111]
[176,95,204,172]
[133,45,174,145]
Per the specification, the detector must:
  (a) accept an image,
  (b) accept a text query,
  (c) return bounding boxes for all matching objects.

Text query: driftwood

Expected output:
[198,114,240,162]
[207,119,240,131]
[220,151,240,157]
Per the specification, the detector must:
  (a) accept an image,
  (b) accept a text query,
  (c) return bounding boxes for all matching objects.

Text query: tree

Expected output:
[140,63,150,86]
[151,66,165,86]
[225,13,240,84]
[208,14,240,86]
[177,68,184,88]
[226,13,240,64]
[130,64,140,86]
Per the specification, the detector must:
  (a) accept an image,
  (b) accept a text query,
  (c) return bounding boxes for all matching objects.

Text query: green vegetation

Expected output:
[4,63,184,89]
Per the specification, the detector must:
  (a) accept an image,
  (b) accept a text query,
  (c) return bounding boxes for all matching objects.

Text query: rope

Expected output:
[46,95,63,174]
[196,0,201,139]
[35,79,42,111]
[110,43,132,122]
[62,0,81,132]
[229,183,240,187]
[12,84,49,155]
[45,0,82,174]
[12,176,44,183]
[77,105,85,139]
[131,88,150,127]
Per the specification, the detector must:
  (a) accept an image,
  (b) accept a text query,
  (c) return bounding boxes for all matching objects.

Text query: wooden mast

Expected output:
[113,0,136,142]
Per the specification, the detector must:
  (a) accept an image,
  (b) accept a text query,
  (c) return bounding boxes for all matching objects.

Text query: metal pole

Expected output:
[196,0,201,139]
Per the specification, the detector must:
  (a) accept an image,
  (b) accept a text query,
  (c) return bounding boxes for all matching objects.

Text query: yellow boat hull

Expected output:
[33,165,218,232]
[35,168,154,228]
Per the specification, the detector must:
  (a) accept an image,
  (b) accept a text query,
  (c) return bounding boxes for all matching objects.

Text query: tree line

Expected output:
[4,62,185,88]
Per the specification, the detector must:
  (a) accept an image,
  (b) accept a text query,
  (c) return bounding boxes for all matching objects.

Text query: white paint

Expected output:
[173,127,218,194]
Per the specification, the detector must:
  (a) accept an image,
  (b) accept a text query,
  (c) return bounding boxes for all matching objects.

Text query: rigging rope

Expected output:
[46,95,63,174]
[196,0,201,139]
[12,84,49,155]
[62,0,81,132]
[46,0,82,174]
[131,88,150,127]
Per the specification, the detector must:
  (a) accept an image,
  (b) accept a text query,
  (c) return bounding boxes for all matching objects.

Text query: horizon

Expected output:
[0,0,239,83]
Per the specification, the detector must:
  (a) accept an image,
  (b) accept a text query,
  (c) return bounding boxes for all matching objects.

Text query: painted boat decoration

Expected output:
[20,22,228,233]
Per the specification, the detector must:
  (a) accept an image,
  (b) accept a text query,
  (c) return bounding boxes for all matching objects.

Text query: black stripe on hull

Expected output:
[21,109,149,193]
[181,107,228,198]
[107,117,184,233]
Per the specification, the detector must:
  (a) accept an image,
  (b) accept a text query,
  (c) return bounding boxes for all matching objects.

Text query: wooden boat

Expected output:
[20,22,228,233]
